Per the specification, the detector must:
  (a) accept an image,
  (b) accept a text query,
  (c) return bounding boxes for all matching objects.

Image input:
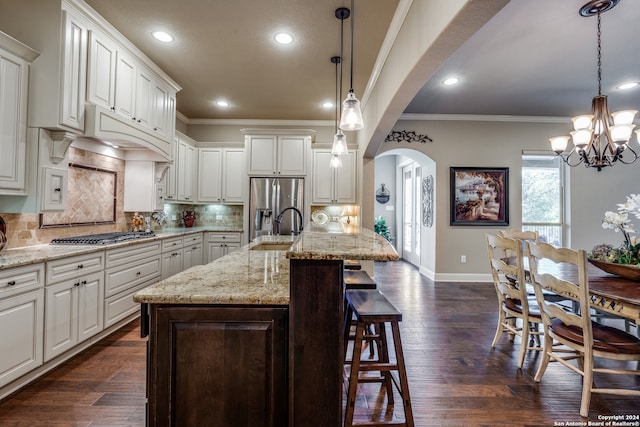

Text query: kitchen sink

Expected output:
[249,242,292,251]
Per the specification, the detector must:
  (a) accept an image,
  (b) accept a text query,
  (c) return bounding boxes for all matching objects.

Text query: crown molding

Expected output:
[397,113,569,123]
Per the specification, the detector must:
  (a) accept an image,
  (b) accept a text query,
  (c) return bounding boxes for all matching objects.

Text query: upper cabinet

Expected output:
[246,135,310,176]
[197,148,245,204]
[0,0,180,161]
[175,133,197,203]
[312,150,357,205]
[0,32,39,195]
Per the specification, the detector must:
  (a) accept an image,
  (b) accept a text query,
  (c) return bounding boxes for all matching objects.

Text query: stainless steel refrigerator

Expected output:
[249,177,304,241]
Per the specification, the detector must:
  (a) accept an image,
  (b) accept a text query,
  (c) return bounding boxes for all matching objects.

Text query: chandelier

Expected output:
[549,0,639,171]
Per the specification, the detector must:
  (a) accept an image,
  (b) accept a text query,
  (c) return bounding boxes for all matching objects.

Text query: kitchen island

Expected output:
[133,223,398,427]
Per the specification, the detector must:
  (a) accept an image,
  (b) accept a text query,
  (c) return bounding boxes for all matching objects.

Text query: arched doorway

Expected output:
[374,148,436,278]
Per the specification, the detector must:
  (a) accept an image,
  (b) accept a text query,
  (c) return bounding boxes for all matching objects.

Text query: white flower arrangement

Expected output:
[594,194,640,265]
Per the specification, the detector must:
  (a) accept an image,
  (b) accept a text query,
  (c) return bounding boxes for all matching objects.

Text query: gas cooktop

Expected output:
[51,231,156,245]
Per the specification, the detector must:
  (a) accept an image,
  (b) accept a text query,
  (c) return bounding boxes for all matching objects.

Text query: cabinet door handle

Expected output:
[81,280,87,285]
[77,264,84,269]
[54,188,61,192]
[136,271,142,276]
[7,281,16,286]
[74,282,80,287]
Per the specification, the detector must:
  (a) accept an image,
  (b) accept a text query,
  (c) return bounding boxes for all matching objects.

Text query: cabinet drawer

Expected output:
[183,233,203,246]
[104,280,149,328]
[105,255,161,298]
[162,236,184,253]
[207,232,241,243]
[106,240,161,268]
[46,253,104,285]
[0,263,45,299]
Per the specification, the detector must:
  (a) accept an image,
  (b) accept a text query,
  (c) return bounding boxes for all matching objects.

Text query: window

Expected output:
[521,155,564,246]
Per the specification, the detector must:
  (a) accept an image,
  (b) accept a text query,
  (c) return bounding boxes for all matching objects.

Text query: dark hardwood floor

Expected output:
[0,260,638,426]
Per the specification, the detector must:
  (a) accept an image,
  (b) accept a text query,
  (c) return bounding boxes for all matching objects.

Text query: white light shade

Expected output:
[331,129,348,155]
[570,129,593,148]
[549,136,570,153]
[340,91,364,131]
[330,154,342,168]
[611,110,638,125]
[571,115,594,131]
[610,124,635,141]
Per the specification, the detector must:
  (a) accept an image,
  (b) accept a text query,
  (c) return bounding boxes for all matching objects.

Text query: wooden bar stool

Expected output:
[344,289,414,427]
[343,270,378,359]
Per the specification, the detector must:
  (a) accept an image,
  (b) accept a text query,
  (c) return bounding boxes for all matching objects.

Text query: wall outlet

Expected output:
[460,255,467,263]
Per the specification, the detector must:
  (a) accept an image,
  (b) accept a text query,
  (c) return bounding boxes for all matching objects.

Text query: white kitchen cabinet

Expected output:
[176,135,197,202]
[246,135,309,176]
[124,161,165,212]
[0,32,38,195]
[182,233,203,270]
[60,10,88,131]
[0,263,45,388]
[161,236,184,280]
[0,289,44,388]
[87,29,117,112]
[206,232,241,263]
[197,148,245,203]
[312,150,357,204]
[44,270,104,362]
[45,253,105,362]
[114,50,137,120]
[104,240,161,327]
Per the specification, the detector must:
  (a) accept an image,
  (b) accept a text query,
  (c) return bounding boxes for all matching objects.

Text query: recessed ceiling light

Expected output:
[443,77,460,86]
[152,31,174,43]
[216,100,229,108]
[322,101,334,109]
[274,32,294,45]
[617,81,639,90]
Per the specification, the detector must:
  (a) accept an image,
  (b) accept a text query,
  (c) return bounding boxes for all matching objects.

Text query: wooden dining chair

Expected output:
[486,233,543,368]
[499,229,539,256]
[527,241,640,417]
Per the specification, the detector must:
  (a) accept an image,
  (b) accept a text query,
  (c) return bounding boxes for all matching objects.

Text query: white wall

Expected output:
[375,118,640,281]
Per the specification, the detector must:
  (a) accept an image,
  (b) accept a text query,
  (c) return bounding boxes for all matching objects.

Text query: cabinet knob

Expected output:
[132,117,136,121]
[81,280,87,285]
[7,281,16,286]
[110,106,115,111]
[78,264,84,269]
[74,282,80,287]
[54,188,61,192]
[136,271,142,276]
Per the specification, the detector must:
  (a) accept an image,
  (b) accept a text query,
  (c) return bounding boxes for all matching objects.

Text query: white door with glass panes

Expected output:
[402,163,421,267]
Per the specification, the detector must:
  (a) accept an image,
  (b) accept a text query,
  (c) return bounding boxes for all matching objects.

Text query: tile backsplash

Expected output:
[1,146,244,250]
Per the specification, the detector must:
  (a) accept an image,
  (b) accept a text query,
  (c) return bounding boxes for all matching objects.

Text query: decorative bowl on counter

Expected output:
[588,258,640,281]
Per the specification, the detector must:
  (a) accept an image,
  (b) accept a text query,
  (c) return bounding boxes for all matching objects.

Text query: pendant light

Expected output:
[331,9,349,163]
[339,0,364,131]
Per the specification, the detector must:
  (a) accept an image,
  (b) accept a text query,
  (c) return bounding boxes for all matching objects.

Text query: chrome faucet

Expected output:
[275,207,304,235]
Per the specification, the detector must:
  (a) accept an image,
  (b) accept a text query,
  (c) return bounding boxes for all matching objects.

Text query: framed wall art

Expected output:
[450,167,509,226]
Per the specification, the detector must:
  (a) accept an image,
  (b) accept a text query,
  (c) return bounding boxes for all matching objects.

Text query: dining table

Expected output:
[538,259,640,324]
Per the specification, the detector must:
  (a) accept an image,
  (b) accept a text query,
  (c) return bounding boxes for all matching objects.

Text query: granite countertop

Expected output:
[133,223,398,306]
[134,234,296,305]
[0,226,243,270]
[286,222,399,261]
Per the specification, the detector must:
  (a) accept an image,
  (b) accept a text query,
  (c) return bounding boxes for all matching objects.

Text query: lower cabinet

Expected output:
[206,232,241,262]
[105,240,161,327]
[147,305,288,427]
[182,233,203,270]
[0,289,44,387]
[44,271,104,361]
[161,236,184,280]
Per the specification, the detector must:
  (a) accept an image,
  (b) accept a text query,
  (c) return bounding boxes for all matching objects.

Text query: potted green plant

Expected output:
[374,216,391,241]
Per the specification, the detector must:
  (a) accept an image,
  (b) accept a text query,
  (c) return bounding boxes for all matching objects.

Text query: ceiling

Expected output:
[83,0,640,122]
